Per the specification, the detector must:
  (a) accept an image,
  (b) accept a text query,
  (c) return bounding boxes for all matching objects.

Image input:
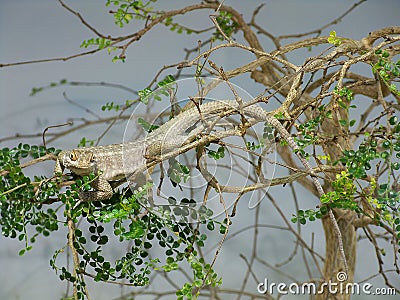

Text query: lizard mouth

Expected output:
[68,166,93,176]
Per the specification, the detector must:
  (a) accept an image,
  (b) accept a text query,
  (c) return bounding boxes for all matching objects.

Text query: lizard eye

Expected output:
[69,151,77,161]
[90,154,95,162]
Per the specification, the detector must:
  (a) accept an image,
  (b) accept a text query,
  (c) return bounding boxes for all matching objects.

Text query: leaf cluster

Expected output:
[0,144,60,255]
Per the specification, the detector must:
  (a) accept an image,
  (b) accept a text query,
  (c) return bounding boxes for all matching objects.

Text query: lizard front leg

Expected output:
[79,176,113,201]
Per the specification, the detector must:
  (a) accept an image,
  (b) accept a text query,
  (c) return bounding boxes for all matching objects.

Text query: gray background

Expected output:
[1,1,399,299]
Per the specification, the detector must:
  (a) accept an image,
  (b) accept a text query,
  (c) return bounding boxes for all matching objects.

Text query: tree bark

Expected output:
[317,210,357,300]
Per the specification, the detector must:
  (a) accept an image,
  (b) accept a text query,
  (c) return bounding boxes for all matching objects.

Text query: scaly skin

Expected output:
[54,100,324,201]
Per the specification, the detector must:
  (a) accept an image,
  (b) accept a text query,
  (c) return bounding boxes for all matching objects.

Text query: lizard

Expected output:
[54,99,325,202]
[53,99,349,274]
[53,98,350,275]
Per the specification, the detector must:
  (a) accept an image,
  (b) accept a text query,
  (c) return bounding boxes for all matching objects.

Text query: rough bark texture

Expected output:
[319,210,357,300]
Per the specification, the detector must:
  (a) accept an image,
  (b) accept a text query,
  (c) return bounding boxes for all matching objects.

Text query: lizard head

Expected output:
[58,149,96,176]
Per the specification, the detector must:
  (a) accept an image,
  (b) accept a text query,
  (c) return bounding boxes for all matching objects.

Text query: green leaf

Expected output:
[389,116,398,125]
[124,13,132,21]
[138,118,159,133]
